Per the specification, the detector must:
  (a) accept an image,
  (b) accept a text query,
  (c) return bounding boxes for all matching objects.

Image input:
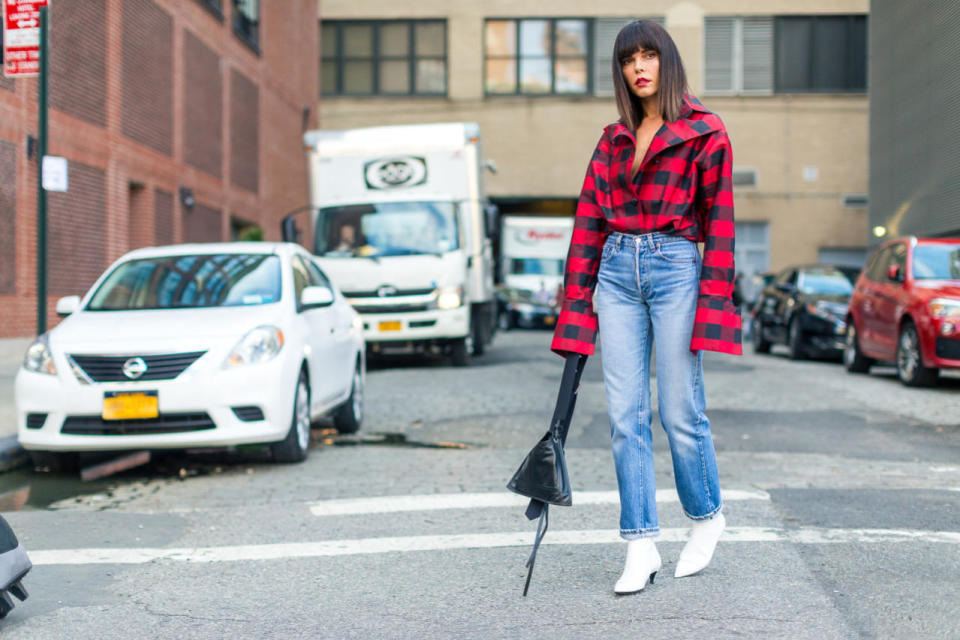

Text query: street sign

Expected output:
[3,0,49,78]
[41,155,67,191]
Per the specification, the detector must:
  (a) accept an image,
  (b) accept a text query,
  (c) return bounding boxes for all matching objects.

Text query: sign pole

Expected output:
[36,5,48,335]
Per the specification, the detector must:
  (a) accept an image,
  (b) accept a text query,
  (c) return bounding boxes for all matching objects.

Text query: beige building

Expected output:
[317,0,870,295]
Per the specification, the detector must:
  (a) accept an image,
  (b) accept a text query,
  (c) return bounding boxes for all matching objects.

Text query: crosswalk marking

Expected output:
[28,526,960,566]
[307,489,771,517]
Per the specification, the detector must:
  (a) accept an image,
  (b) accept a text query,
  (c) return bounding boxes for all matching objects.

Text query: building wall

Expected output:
[0,0,319,338]
[870,0,960,242]
[317,0,869,277]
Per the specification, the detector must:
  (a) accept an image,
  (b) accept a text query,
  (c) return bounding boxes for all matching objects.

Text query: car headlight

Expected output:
[434,285,463,310]
[929,298,960,318]
[805,301,846,322]
[224,326,284,368]
[23,335,57,375]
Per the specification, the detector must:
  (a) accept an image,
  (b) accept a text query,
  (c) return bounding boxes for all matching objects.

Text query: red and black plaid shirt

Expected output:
[551,94,742,357]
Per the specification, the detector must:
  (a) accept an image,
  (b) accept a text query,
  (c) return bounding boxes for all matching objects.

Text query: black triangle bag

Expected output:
[507,353,587,596]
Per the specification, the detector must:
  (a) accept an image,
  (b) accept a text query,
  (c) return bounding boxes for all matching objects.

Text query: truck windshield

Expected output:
[913,244,960,280]
[87,254,282,310]
[510,258,564,277]
[315,201,459,258]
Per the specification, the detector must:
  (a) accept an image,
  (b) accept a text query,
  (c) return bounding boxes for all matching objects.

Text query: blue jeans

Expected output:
[596,231,723,539]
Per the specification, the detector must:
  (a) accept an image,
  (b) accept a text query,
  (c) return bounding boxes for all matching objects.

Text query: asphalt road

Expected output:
[1,331,959,639]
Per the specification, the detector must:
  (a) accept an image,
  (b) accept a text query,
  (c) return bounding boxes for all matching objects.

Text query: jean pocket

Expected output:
[654,241,698,264]
[600,242,619,264]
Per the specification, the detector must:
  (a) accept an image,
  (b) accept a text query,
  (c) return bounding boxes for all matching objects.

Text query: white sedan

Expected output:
[16,242,365,465]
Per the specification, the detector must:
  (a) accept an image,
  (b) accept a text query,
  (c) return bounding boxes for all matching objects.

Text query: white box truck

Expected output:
[293,123,497,365]
[498,216,574,329]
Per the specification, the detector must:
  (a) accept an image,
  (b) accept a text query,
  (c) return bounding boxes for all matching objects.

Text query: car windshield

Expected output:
[798,270,854,295]
[315,201,459,258]
[87,254,282,311]
[912,244,960,280]
[509,258,564,277]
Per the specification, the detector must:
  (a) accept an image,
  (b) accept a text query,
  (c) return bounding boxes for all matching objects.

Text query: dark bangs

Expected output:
[612,20,689,129]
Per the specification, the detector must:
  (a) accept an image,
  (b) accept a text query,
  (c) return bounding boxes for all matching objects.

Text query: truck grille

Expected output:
[350,303,429,314]
[61,413,216,435]
[69,352,206,382]
[343,287,435,298]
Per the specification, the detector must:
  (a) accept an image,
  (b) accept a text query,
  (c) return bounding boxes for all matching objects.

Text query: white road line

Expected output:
[308,489,771,517]
[28,526,960,566]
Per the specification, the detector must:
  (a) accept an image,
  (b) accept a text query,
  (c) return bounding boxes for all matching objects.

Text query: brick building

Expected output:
[0,0,319,338]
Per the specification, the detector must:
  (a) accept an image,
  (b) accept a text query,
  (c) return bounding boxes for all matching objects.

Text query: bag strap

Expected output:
[522,503,549,597]
[550,354,587,445]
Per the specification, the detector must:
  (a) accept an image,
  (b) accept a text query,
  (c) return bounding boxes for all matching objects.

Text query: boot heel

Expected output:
[649,571,657,584]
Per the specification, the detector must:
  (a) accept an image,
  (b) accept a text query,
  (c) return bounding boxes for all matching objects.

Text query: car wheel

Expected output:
[450,338,469,366]
[788,316,807,360]
[897,321,939,387]
[843,322,873,373]
[272,370,311,463]
[752,319,771,354]
[333,361,364,434]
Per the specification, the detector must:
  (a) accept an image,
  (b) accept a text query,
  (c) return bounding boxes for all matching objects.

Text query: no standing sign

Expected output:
[3,0,49,78]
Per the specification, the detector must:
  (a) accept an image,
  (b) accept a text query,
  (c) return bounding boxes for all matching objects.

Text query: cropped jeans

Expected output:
[596,231,723,539]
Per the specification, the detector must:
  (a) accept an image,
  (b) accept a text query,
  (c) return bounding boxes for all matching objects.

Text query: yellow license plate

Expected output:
[379,321,402,332]
[544,316,556,325]
[102,391,159,421]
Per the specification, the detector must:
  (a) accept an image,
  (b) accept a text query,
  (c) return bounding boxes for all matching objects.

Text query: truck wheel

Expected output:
[450,339,469,366]
[471,319,486,356]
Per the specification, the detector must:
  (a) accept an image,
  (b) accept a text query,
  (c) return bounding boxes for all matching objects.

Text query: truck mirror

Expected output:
[282,215,300,243]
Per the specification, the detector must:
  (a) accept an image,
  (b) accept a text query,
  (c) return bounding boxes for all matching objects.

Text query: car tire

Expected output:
[752,319,771,354]
[333,361,364,434]
[28,451,78,474]
[788,316,807,360]
[450,338,469,367]
[897,321,939,387]
[843,321,873,373]
[271,370,311,463]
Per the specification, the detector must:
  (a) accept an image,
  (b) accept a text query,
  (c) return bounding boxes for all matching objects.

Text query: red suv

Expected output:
[844,237,960,386]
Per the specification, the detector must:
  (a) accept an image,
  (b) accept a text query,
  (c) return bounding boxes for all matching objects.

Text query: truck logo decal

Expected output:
[364,157,427,190]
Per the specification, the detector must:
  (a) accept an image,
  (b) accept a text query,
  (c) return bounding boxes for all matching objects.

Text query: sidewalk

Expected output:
[1,337,34,470]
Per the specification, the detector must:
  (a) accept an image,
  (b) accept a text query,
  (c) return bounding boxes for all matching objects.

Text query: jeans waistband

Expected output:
[607,230,691,250]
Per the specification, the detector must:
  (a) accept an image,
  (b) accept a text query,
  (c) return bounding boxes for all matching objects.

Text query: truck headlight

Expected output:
[435,285,463,310]
[23,335,57,375]
[224,326,284,368]
[929,298,960,318]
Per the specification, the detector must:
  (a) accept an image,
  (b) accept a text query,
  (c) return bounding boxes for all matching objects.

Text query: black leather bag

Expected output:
[507,353,586,595]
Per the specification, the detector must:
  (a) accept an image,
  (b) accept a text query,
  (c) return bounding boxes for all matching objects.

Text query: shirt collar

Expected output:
[610,94,718,144]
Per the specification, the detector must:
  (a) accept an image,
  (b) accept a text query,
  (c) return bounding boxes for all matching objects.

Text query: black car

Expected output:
[752,264,854,359]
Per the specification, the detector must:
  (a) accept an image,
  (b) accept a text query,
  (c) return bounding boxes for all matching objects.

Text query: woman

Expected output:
[551,20,742,594]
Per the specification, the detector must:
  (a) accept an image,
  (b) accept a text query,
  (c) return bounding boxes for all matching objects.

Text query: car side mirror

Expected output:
[300,286,334,309]
[886,264,904,282]
[55,295,80,316]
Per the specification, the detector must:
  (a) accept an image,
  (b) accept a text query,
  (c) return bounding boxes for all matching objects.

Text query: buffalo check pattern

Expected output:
[551,95,742,357]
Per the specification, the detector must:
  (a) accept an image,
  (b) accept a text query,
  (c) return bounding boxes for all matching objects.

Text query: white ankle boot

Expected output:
[614,537,661,594]
[674,512,725,578]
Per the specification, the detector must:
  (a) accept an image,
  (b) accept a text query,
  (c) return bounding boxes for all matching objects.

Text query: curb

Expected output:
[0,436,27,473]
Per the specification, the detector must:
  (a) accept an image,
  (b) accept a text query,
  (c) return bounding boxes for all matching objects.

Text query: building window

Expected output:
[484,19,591,95]
[592,17,664,97]
[233,0,259,51]
[321,20,447,96]
[775,16,867,93]
[195,0,223,20]
[704,15,866,95]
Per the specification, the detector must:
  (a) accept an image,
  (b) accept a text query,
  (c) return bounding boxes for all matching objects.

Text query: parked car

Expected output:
[16,243,365,468]
[752,265,852,359]
[844,236,960,386]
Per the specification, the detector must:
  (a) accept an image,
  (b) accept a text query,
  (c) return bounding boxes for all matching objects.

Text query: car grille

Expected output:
[61,413,216,435]
[935,338,960,360]
[231,406,265,422]
[69,352,206,382]
[350,303,430,314]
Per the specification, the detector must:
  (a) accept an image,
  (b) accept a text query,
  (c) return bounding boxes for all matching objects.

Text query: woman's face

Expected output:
[621,47,660,101]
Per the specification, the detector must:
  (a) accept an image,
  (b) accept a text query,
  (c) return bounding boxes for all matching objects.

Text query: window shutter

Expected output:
[593,17,664,97]
[704,17,735,93]
[742,17,773,93]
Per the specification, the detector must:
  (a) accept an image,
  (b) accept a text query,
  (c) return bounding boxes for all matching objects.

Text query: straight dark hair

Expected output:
[612,20,689,130]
